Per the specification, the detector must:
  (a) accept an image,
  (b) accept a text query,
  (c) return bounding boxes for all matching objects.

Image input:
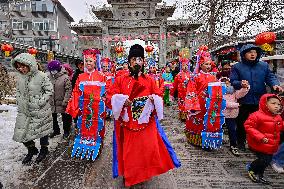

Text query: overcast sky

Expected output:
[59,0,178,23]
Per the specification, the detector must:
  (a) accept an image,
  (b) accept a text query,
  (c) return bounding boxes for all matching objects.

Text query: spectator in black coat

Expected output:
[71,61,84,89]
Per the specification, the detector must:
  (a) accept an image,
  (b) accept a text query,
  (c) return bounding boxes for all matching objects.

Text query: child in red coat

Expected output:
[245,94,284,184]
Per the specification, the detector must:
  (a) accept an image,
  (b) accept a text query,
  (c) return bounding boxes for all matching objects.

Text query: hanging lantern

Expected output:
[145,45,154,56]
[28,47,38,57]
[255,32,276,46]
[260,43,274,52]
[1,44,13,57]
[115,46,124,57]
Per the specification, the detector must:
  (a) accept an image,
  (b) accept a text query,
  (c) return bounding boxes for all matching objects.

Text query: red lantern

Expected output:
[1,43,14,57]
[115,46,124,57]
[145,45,154,56]
[255,32,276,46]
[28,47,38,57]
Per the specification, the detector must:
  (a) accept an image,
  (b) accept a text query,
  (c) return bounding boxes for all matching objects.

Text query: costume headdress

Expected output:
[83,49,101,71]
[101,57,111,71]
[128,44,145,63]
[193,45,212,74]
[179,48,191,72]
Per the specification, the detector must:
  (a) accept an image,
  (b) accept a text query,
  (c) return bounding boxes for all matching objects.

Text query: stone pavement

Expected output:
[7,104,284,189]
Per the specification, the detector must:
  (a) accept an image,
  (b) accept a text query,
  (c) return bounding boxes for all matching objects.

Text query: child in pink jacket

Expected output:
[221,77,249,156]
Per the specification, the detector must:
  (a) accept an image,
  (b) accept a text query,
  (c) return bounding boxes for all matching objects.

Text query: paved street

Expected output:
[5,103,284,189]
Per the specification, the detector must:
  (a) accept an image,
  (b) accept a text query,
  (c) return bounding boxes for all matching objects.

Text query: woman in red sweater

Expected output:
[245,94,284,184]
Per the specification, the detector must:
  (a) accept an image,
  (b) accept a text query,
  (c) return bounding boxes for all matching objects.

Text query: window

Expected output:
[0,21,8,31]
[12,20,23,30]
[0,4,8,12]
[33,22,44,31]
[14,1,31,11]
[42,4,47,12]
[33,20,56,31]
[16,37,34,46]
[23,21,32,30]
[31,2,36,12]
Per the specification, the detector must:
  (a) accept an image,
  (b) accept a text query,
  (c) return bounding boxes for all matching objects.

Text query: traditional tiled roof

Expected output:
[92,6,112,13]
[167,19,202,26]
[155,4,176,10]
[70,22,102,28]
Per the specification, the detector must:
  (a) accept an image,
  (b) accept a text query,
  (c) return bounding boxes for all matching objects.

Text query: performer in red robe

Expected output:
[101,57,115,118]
[101,57,115,86]
[185,49,217,147]
[107,44,180,187]
[147,57,164,92]
[171,59,191,121]
[66,49,108,160]
[116,57,129,78]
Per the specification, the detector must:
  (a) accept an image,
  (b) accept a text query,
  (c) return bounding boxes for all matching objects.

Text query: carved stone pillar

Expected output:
[159,21,167,67]
[102,25,110,57]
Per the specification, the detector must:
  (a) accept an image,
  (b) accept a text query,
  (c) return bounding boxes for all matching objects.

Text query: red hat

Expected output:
[83,49,99,61]
[101,57,111,67]
[194,45,212,74]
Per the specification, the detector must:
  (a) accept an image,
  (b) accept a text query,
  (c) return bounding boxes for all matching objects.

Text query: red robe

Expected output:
[116,69,129,78]
[185,71,217,145]
[103,71,115,86]
[147,72,164,92]
[66,71,107,141]
[108,74,178,187]
[171,71,191,114]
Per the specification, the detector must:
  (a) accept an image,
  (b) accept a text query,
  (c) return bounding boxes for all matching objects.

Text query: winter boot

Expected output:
[63,132,70,140]
[22,146,39,165]
[35,146,49,164]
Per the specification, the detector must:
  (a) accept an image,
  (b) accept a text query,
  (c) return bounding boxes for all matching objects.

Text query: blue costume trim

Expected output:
[155,116,181,168]
[202,83,226,149]
[71,83,106,160]
[112,121,119,178]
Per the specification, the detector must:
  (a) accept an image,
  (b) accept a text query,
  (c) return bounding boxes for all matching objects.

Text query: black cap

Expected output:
[128,44,144,62]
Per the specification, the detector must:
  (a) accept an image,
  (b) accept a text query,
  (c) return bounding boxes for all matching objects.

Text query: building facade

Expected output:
[0,0,75,55]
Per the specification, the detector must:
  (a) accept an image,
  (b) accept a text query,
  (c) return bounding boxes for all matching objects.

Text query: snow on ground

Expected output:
[0,104,63,188]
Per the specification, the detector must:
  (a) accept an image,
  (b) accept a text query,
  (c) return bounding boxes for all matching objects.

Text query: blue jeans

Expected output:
[272,143,284,167]
[225,118,237,147]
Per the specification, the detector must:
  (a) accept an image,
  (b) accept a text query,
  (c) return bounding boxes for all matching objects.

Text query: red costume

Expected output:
[148,72,164,91]
[66,70,108,159]
[184,46,218,146]
[116,69,129,78]
[108,74,180,187]
[185,71,217,145]
[171,70,191,120]
[66,49,109,160]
